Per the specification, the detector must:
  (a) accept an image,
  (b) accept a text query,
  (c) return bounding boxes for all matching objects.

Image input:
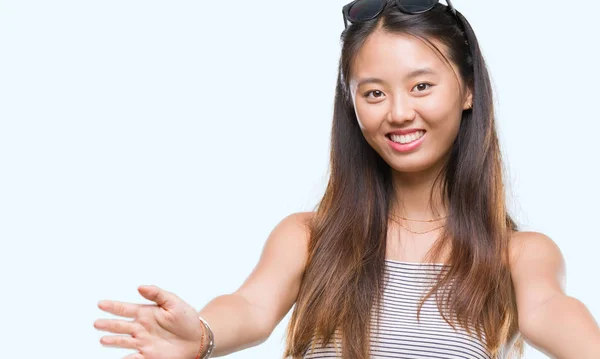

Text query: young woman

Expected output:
[94,1,600,358]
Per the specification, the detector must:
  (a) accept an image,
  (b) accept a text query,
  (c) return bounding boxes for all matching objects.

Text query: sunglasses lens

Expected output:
[397,0,438,13]
[348,0,386,22]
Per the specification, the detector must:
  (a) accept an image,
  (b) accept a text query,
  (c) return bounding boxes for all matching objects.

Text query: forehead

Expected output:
[350,30,454,84]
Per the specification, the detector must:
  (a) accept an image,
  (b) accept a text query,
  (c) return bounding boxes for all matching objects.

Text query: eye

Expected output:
[412,83,433,92]
[364,90,385,99]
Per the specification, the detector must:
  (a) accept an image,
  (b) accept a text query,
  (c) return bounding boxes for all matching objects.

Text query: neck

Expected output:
[390,158,448,221]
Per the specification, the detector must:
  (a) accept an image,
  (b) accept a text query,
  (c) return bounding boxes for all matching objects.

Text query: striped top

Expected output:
[303,259,506,359]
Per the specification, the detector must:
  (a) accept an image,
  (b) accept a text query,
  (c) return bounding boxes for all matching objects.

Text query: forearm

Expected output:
[523,295,600,359]
[197,293,271,357]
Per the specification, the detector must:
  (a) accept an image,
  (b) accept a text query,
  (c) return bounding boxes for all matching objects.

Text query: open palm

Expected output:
[94,285,204,359]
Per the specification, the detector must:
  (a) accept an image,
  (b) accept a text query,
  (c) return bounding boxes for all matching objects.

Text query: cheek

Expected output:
[354,105,386,151]
[421,98,462,132]
[424,110,462,155]
[354,102,384,134]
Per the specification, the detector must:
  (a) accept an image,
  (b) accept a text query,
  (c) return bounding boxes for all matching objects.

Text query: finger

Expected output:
[137,285,177,310]
[98,300,140,318]
[100,335,139,350]
[94,319,140,336]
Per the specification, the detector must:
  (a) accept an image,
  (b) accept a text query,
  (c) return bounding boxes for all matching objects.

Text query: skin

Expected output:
[348,29,472,259]
[347,28,600,357]
[94,28,600,359]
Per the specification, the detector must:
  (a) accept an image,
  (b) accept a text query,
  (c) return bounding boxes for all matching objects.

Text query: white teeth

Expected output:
[389,130,425,144]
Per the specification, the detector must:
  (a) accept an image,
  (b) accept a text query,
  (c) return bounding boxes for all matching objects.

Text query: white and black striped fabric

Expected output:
[303,260,505,359]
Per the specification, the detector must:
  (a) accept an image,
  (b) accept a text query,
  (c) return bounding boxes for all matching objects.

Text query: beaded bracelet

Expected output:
[194,324,205,359]
[195,316,215,359]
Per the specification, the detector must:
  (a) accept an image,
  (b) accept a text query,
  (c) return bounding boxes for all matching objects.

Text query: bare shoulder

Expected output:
[509,231,566,278]
[265,211,314,261]
[508,231,567,313]
[243,211,314,279]
[233,211,315,334]
[274,211,314,238]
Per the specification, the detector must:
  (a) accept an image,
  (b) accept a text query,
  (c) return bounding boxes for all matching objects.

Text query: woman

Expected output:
[93,1,600,358]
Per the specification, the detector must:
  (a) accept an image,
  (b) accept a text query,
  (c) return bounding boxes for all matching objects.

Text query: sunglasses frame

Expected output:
[342,0,458,29]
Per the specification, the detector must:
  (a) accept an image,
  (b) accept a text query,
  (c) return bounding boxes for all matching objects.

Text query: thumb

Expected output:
[138,285,177,309]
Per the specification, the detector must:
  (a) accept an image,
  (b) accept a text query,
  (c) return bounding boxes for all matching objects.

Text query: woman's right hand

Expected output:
[94,285,206,359]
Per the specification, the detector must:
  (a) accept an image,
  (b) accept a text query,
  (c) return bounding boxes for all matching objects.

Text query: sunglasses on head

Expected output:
[342,0,458,29]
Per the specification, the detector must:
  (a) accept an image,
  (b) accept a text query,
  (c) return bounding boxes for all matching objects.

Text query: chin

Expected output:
[390,163,434,173]
[385,154,441,174]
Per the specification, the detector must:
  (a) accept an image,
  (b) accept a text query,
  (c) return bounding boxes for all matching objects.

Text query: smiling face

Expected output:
[349,29,473,174]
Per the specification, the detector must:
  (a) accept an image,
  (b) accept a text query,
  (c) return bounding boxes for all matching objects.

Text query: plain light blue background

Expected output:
[1,1,598,358]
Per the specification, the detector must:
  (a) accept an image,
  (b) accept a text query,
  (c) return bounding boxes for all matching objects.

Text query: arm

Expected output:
[197,212,312,357]
[510,231,600,359]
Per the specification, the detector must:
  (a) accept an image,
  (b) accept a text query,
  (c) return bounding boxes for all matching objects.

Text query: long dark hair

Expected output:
[284,2,523,358]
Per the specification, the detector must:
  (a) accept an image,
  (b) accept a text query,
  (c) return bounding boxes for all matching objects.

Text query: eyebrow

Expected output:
[356,67,437,87]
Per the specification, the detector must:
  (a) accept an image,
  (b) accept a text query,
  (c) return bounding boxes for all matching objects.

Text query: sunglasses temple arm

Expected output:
[445,0,457,16]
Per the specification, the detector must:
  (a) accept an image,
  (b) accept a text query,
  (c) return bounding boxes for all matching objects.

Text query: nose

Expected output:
[387,93,416,125]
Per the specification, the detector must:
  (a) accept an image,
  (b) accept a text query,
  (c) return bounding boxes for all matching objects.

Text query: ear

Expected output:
[462,86,474,110]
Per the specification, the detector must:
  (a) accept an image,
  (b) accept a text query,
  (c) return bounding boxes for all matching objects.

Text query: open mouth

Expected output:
[386,130,426,145]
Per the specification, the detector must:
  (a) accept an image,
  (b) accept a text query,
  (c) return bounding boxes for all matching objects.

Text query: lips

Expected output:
[386,130,426,145]
[386,131,426,152]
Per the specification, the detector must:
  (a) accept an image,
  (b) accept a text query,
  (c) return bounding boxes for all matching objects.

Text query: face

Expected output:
[349,30,472,174]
